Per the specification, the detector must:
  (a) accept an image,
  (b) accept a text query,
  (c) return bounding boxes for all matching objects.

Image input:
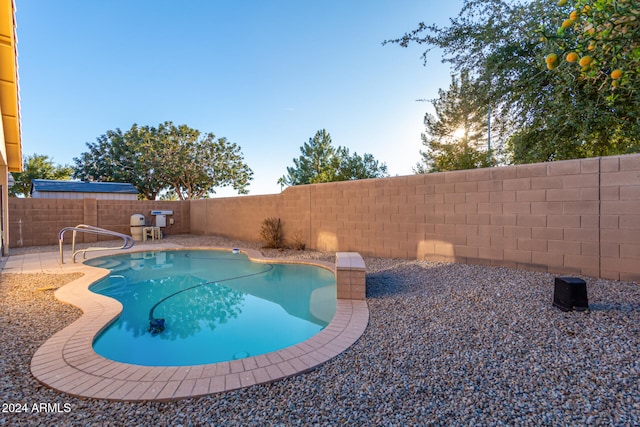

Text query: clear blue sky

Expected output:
[16,1,462,197]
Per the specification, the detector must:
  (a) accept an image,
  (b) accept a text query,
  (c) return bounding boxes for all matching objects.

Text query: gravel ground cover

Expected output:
[1,234,639,426]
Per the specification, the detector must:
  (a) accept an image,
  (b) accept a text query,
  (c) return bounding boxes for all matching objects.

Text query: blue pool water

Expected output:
[86,250,336,366]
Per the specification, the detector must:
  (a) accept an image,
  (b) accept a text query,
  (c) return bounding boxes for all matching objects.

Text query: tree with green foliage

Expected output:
[281,129,388,186]
[385,0,640,164]
[334,147,389,181]
[74,125,162,200]
[154,122,253,200]
[9,154,73,197]
[415,72,493,173]
[541,0,639,99]
[73,121,253,200]
[283,129,335,185]
[531,0,640,161]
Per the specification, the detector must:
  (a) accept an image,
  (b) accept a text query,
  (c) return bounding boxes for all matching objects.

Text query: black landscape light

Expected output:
[553,277,589,312]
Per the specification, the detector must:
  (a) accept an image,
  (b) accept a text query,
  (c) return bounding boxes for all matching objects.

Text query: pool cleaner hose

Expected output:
[147,263,274,335]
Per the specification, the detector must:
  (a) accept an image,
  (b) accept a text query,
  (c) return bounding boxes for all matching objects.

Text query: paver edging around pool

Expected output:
[30,246,369,401]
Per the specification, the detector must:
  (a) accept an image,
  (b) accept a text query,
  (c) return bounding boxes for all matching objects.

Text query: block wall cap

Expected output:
[336,252,366,270]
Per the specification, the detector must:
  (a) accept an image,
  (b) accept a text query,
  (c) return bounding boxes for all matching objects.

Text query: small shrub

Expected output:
[290,230,306,251]
[260,217,283,249]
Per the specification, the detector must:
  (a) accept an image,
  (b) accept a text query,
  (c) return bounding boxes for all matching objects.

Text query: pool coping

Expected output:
[28,246,369,401]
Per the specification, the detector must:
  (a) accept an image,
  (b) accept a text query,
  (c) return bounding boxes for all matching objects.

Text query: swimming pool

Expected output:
[86,250,336,366]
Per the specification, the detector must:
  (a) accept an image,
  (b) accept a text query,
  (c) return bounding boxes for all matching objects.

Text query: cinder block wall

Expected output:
[190,190,311,244]
[190,154,640,281]
[7,155,639,281]
[8,199,190,246]
[600,155,640,281]
[7,198,85,247]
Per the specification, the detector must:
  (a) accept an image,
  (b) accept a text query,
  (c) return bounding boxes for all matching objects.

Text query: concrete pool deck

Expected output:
[2,243,369,401]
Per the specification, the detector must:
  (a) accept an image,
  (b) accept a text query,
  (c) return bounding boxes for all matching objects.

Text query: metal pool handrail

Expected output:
[59,224,134,264]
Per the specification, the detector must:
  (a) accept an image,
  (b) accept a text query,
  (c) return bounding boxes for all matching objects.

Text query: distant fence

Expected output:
[8,199,190,246]
[8,154,640,281]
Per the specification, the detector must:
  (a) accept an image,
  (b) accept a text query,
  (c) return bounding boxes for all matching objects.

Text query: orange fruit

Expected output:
[582,5,591,13]
[561,19,574,29]
[588,43,596,51]
[546,53,559,70]
[579,56,593,67]
[570,11,579,20]
[566,52,579,62]
[611,69,623,79]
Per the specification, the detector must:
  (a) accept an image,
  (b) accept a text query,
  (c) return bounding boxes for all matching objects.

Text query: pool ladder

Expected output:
[59,224,134,264]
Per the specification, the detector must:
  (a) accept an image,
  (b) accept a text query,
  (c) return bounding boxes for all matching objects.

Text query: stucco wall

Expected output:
[190,154,640,282]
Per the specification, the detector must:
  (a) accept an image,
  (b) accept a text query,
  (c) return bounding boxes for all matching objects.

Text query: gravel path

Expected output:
[1,235,639,426]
